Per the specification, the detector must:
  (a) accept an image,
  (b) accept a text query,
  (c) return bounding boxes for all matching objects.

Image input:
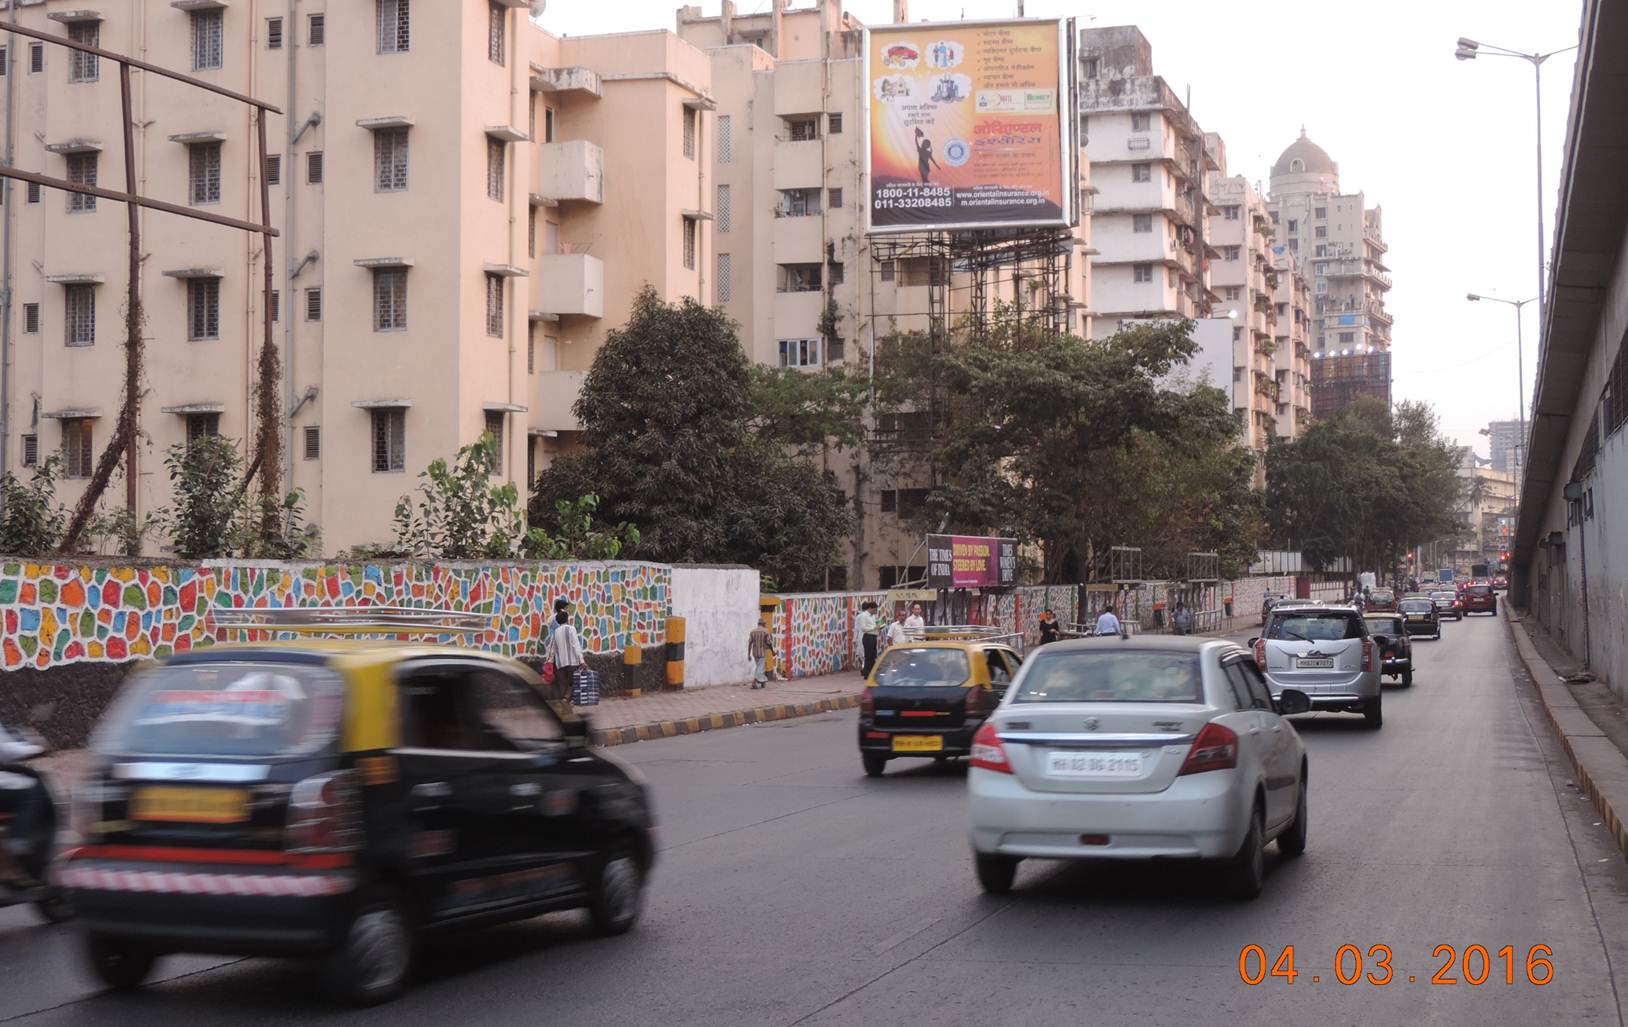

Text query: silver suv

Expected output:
[1250,603,1386,729]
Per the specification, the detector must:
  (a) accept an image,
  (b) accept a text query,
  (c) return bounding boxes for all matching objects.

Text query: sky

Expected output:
[538,0,1584,456]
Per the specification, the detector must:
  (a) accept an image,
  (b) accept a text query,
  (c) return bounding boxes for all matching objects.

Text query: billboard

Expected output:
[926,534,1019,589]
[864,19,1074,234]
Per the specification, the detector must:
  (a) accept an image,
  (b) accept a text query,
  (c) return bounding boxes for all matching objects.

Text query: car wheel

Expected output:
[1278,772,1308,858]
[1401,668,1413,688]
[589,843,646,936]
[85,934,158,992]
[322,888,413,1006]
[31,888,72,925]
[1363,693,1383,729]
[1225,803,1266,900]
[974,852,1019,895]
[862,752,888,777]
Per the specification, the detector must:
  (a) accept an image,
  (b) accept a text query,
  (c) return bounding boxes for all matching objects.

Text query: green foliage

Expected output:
[521,494,641,561]
[244,488,320,560]
[392,434,523,560]
[531,287,850,589]
[0,458,67,555]
[165,436,244,559]
[1265,397,1463,575]
[749,363,868,456]
[94,505,162,559]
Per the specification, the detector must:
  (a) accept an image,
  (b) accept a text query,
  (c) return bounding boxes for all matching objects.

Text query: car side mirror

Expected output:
[1247,636,1261,648]
[1277,689,1312,716]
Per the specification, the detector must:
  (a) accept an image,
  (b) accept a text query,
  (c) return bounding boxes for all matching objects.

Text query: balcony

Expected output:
[773,139,823,190]
[530,66,603,101]
[532,371,587,433]
[536,140,605,205]
[772,214,824,264]
[533,254,604,318]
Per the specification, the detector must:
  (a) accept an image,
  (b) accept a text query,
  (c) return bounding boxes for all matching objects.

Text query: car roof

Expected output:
[880,639,1006,653]
[167,639,539,678]
[1035,635,1241,656]
[1270,602,1359,615]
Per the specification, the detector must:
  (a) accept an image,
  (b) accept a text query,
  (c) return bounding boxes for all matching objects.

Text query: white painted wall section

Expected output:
[671,566,763,688]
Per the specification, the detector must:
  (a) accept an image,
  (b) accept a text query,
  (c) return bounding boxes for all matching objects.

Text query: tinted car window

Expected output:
[473,671,564,748]
[1012,651,1203,704]
[1366,616,1404,635]
[97,662,345,758]
[873,648,970,687]
[1219,662,1251,710]
[1399,599,1434,613]
[1466,585,1493,595]
[1370,590,1395,603]
[1239,663,1274,710]
[1430,591,1455,601]
[1266,612,1364,641]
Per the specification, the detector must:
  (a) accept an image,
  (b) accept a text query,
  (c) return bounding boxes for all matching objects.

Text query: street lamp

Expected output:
[1454,36,1578,343]
[1469,288,1537,487]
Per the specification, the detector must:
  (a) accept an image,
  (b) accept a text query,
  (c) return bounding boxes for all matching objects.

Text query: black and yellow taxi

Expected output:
[56,608,655,1005]
[858,629,1023,777]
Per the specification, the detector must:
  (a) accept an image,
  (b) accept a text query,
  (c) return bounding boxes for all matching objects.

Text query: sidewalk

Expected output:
[1506,606,1628,860]
[584,673,866,747]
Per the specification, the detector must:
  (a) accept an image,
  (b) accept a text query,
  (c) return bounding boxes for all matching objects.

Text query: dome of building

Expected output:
[1272,127,1337,179]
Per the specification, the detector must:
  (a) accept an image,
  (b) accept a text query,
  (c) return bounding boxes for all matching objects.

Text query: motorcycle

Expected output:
[0,722,70,924]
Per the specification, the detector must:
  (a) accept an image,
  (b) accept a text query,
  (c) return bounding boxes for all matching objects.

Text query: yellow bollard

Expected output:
[665,616,686,689]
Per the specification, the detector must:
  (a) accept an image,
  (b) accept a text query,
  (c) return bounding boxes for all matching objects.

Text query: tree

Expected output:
[749,363,868,461]
[391,434,523,560]
[0,458,68,555]
[530,288,850,588]
[521,494,641,561]
[165,436,244,559]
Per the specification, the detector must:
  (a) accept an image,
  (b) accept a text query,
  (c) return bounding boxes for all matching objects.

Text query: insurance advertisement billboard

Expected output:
[864,19,1074,234]
[926,534,1019,589]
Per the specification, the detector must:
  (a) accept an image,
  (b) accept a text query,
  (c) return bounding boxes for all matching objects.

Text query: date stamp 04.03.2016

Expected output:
[1238,944,1555,987]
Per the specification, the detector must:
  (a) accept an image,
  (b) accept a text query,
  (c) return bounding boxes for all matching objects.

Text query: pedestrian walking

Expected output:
[747,621,773,689]
[857,601,880,677]
[882,608,910,650]
[1172,601,1195,636]
[904,603,927,641]
[1094,604,1122,637]
[546,607,585,700]
[1037,609,1061,646]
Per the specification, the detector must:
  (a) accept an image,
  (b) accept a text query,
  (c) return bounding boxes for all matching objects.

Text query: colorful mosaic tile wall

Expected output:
[771,591,888,679]
[0,561,670,672]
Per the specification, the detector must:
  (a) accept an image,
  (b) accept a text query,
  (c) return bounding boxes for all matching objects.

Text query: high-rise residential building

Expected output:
[1270,252,1314,439]
[680,1,1093,588]
[1206,160,1279,465]
[1078,26,1219,339]
[1486,418,1526,481]
[1266,129,1393,418]
[0,0,715,553]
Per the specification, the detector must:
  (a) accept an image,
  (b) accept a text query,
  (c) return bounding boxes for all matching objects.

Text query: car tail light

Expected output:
[1178,722,1238,776]
[859,687,875,717]
[1361,639,1374,673]
[969,721,1011,774]
[285,770,363,854]
[963,687,984,719]
[1253,637,1266,670]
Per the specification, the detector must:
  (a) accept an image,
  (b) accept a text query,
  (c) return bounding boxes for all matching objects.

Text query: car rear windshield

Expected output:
[1399,600,1434,613]
[1267,613,1363,641]
[1011,651,1203,704]
[1431,591,1455,599]
[1366,617,1404,634]
[873,648,970,687]
[94,661,345,758]
[1370,590,1395,601]
[1466,585,1492,595]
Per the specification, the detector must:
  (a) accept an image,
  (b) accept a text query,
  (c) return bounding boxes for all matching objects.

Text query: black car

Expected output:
[1397,597,1441,640]
[1364,614,1415,687]
[58,637,655,1005]
[858,639,1021,776]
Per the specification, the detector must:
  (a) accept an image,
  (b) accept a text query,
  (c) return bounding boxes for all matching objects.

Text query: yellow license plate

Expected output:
[131,786,250,824]
[892,735,944,753]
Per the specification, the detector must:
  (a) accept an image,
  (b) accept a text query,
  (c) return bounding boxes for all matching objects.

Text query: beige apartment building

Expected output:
[0,0,714,553]
[1078,25,1219,339]
[1206,166,1279,462]
[1270,253,1314,440]
[679,0,1093,588]
[1266,130,1393,417]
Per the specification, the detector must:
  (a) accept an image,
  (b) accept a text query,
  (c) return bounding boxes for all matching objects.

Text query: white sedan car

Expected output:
[968,636,1311,900]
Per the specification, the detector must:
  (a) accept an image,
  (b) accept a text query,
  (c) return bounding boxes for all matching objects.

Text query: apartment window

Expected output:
[1132,213,1152,233]
[682,216,697,271]
[68,21,98,82]
[487,1,506,65]
[527,438,536,487]
[1224,205,1240,220]
[1132,263,1153,283]
[1339,331,1355,344]
[528,92,536,139]
[777,263,821,293]
[26,182,39,203]
[23,303,39,334]
[778,338,821,369]
[1314,225,1327,239]
[543,106,555,143]
[828,262,845,286]
[65,152,97,212]
[1314,206,1327,219]
[378,0,410,54]
[1225,286,1241,301]
[786,116,818,142]
[21,434,38,468]
[1084,57,1099,80]
[543,220,559,255]
[880,260,895,282]
[308,14,325,46]
[305,287,322,321]
[373,268,407,330]
[374,128,409,191]
[1130,112,1150,132]
[528,208,536,257]
[185,413,221,447]
[1130,163,1151,183]
[1287,218,1298,233]
[189,142,222,205]
[187,278,220,340]
[1270,211,1280,224]
[61,419,93,478]
[716,253,732,303]
[29,42,43,74]
[307,151,324,184]
[1288,238,1299,253]
[484,411,505,466]
[879,489,897,513]
[264,154,281,185]
[778,187,821,217]
[682,107,697,160]
[267,17,284,50]
[64,284,95,346]
[371,409,405,472]
[1223,246,1241,261]
[1315,244,1327,257]
[828,187,843,209]
[270,289,280,322]
[192,9,224,71]
[486,138,505,200]
[717,114,732,163]
[485,274,504,337]
[0,46,7,77]
[716,184,731,233]
[303,425,321,460]
[828,113,843,134]
[527,324,536,373]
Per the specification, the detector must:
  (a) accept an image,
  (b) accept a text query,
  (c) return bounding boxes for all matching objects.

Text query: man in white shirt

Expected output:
[1094,605,1123,637]
[903,603,926,640]
[882,608,910,649]
[856,602,880,676]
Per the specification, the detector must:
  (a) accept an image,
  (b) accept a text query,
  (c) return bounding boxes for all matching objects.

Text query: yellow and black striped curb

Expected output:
[1506,611,1628,859]
[591,694,862,748]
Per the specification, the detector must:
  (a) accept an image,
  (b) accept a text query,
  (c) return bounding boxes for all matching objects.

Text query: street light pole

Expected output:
[1468,292,1536,488]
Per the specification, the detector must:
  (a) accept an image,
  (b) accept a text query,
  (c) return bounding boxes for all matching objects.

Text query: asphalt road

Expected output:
[3,611,1627,1026]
